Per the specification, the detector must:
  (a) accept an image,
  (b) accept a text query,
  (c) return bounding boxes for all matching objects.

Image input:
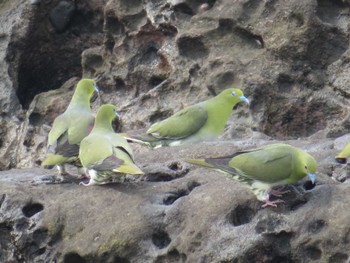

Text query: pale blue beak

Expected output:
[94,85,100,93]
[308,173,316,184]
[239,95,250,104]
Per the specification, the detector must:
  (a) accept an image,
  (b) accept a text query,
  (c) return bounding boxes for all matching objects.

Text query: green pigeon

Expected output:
[335,142,350,164]
[42,79,98,176]
[125,88,249,148]
[79,104,144,186]
[185,143,317,207]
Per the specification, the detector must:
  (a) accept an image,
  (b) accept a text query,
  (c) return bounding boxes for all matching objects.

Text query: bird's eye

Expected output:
[231,91,236,96]
[304,165,308,170]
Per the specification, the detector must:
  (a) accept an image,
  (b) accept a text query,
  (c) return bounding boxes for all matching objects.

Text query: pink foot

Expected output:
[261,199,285,208]
[78,173,91,180]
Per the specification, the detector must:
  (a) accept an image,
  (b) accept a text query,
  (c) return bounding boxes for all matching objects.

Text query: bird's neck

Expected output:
[93,118,114,133]
[69,93,91,110]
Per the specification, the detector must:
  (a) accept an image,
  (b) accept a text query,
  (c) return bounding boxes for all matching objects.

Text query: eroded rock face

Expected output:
[1,0,350,261]
[0,0,347,169]
[0,139,349,263]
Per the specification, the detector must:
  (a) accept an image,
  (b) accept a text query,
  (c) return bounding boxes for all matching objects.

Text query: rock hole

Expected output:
[168,162,182,171]
[22,203,44,218]
[307,219,327,234]
[305,246,322,260]
[229,205,256,226]
[155,249,187,263]
[49,1,76,33]
[29,113,43,126]
[83,53,103,69]
[158,23,178,37]
[234,27,264,48]
[15,217,29,231]
[36,247,47,256]
[140,45,160,65]
[335,157,347,164]
[105,15,124,38]
[163,190,188,205]
[63,252,86,263]
[152,230,171,249]
[112,256,130,263]
[173,3,195,16]
[329,252,348,263]
[33,228,49,244]
[177,36,209,60]
[303,181,316,190]
[149,76,167,88]
[187,180,200,191]
[115,78,126,90]
[14,0,104,108]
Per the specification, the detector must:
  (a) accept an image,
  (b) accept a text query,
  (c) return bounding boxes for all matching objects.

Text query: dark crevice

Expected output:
[63,252,86,263]
[22,203,44,218]
[229,205,256,226]
[303,181,316,190]
[152,230,171,249]
[12,4,104,108]
[163,189,188,205]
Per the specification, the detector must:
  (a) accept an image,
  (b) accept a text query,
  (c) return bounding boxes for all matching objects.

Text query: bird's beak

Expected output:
[116,111,121,118]
[239,95,250,104]
[308,173,316,184]
[94,85,100,93]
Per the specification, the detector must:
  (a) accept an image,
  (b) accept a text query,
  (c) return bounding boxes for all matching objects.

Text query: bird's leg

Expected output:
[77,167,90,180]
[261,198,285,208]
[269,187,290,197]
[57,164,68,175]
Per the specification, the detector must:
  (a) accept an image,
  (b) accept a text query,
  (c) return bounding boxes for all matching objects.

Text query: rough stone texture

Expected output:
[0,139,349,263]
[0,0,347,169]
[1,0,350,262]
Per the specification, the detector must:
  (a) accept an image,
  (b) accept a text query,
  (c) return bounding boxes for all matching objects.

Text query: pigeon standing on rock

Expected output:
[42,79,98,177]
[125,88,249,148]
[79,104,144,186]
[185,143,317,207]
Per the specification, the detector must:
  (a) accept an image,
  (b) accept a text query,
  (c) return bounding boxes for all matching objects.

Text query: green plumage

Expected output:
[42,79,98,175]
[185,143,317,206]
[79,104,144,186]
[125,88,249,148]
[335,142,350,163]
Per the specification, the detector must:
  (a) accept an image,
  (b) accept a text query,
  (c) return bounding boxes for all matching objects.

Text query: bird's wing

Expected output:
[228,146,293,183]
[67,110,95,144]
[147,105,208,139]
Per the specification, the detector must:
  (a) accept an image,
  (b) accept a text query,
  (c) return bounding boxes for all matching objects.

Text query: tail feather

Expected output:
[42,154,67,166]
[115,163,144,175]
[184,158,216,168]
[336,143,350,163]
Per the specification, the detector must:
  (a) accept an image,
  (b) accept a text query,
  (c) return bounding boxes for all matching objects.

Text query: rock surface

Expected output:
[0,139,349,263]
[1,0,350,262]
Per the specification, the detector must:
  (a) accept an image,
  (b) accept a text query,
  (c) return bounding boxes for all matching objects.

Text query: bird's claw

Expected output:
[78,174,91,180]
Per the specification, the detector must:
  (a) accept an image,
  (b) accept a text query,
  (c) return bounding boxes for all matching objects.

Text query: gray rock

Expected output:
[49,1,75,33]
[0,139,349,262]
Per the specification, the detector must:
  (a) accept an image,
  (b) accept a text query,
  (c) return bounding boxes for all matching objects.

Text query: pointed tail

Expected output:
[183,158,215,169]
[335,142,350,163]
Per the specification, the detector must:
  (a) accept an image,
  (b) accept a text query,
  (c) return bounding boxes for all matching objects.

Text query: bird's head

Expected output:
[96,104,120,123]
[303,154,317,184]
[75,79,99,98]
[218,88,250,107]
